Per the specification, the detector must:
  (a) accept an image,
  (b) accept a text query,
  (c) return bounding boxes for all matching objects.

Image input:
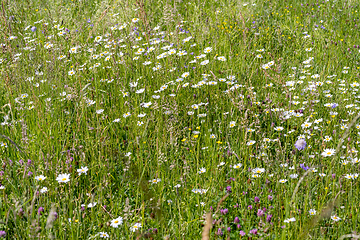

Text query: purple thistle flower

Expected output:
[254,196,260,203]
[240,230,246,236]
[216,228,223,236]
[234,217,240,223]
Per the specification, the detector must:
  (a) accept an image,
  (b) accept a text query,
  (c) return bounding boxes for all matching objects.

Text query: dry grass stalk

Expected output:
[201,212,213,240]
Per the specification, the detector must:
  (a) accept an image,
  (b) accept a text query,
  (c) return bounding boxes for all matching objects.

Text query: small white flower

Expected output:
[279,179,288,183]
[87,202,97,208]
[284,217,296,223]
[198,168,206,174]
[35,175,46,181]
[99,232,109,238]
[77,166,88,176]
[149,178,161,184]
[130,223,142,232]
[331,215,341,221]
[56,173,70,183]
[110,217,123,228]
[309,209,317,215]
[233,163,242,169]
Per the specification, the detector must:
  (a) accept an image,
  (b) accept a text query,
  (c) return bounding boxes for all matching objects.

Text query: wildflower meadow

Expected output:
[1,0,360,239]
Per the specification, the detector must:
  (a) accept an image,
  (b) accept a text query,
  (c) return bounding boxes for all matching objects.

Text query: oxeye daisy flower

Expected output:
[198,168,206,174]
[274,126,284,131]
[262,64,270,70]
[149,178,161,184]
[279,179,288,183]
[331,215,341,221]
[233,163,242,169]
[68,70,76,76]
[40,187,48,193]
[217,56,226,61]
[132,18,139,23]
[94,36,103,42]
[200,60,209,65]
[324,136,332,142]
[35,175,46,181]
[284,217,296,223]
[321,149,336,157]
[99,232,109,238]
[204,47,212,53]
[309,209,317,215]
[56,173,70,183]
[252,168,265,174]
[229,121,236,128]
[77,167,88,176]
[181,72,190,78]
[110,217,123,228]
[130,223,142,232]
[123,112,131,118]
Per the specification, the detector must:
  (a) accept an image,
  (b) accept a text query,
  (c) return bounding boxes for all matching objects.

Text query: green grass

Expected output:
[0,0,360,239]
